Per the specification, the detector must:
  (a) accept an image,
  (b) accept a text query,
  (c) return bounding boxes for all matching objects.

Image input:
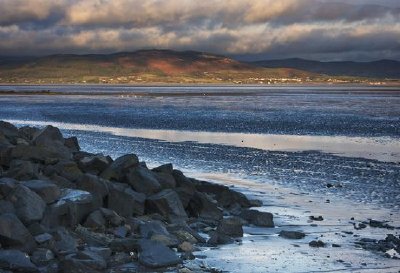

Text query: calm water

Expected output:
[0,85,399,208]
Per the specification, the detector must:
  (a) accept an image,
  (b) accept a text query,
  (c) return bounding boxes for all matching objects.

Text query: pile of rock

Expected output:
[0,121,275,272]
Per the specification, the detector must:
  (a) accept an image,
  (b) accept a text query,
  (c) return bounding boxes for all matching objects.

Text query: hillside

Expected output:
[253,58,400,79]
[0,50,322,84]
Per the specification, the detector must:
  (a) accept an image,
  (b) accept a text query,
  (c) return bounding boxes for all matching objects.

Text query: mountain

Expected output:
[252,58,400,79]
[0,50,324,84]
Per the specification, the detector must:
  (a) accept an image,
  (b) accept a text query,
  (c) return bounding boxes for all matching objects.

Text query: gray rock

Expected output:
[78,155,110,175]
[84,210,106,230]
[217,217,243,237]
[154,172,177,189]
[240,209,274,227]
[100,154,139,181]
[113,226,129,238]
[146,189,188,222]
[18,126,39,142]
[0,200,15,214]
[188,192,223,223]
[84,247,112,261]
[50,228,78,255]
[76,174,109,206]
[139,220,171,238]
[279,230,306,239]
[172,170,196,207]
[53,160,83,182]
[6,160,39,180]
[34,233,53,244]
[32,125,64,146]
[31,248,55,266]
[0,177,17,196]
[0,213,36,251]
[11,143,72,163]
[0,249,38,272]
[60,250,107,273]
[152,163,174,174]
[23,180,61,204]
[64,136,80,152]
[99,208,124,227]
[8,185,46,225]
[126,166,162,195]
[309,240,326,247]
[138,239,181,268]
[108,183,145,217]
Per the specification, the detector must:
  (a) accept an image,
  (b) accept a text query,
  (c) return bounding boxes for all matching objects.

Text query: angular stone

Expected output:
[240,209,274,227]
[0,213,36,251]
[18,126,39,142]
[138,239,181,268]
[154,172,176,189]
[0,249,38,272]
[60,250,107,273]
[78,155,110,175]
[32,125,64,146]
[0,200,15,214]
[84,210,106,231]
[146,189,187,222]
[108,183,145,217]
[217,217,243,237]
[279,230,306,240]
[50,228,78,255]
[100,154,139,181]
[23,180,61,204]
[34,233,53,244]
[53,160,83,182]
[0,121,19,139]
[188,192,223,223]
[11,144,72,163]
[139,220,171,239]
[64,136,80,152]
[126,166,162,195]
[0,177,17,197]
[6,160,39,180]
[8,185,46,225]
[152,163,174,174]
[31,248,55,266]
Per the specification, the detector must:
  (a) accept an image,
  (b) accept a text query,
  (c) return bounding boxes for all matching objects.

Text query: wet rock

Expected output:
[53,160,83,182]
[240,209,274,227]
[126,166,162,195]
[99,208,124,227]
[100,154,139,181]
[207,231,234,246]
[7,184,46,225]
[178,241,194,253]
[0,213,36,251]
[171,170,196,207]
[32,125,64,146]
[217,217,243,237]
[309,216,324,221]
[64,136,80,152]
[23,180,61,204]
[108,182,146,217]
[34,233,53,244]
[139,220,170,238]
[0,249,38,272]
[309,240,326,247]
[279,230,306,239]
[50,228,78,255]
[138,239,181,268]
[113,226,129,238]
[78,155,110,175]
[84,247,112,261]
[146,189,188,222]
[369,219,394,229]
[152,163,174,174]
[188,192,223,224]
[31,248,55,266]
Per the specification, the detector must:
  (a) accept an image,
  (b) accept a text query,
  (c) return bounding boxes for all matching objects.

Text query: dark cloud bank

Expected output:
[0,0,399,61]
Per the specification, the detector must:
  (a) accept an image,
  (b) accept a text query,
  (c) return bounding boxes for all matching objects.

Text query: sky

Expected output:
[0,0,399,61]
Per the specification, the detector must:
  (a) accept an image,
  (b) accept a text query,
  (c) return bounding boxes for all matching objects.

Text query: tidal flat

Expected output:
[0,85,399,272]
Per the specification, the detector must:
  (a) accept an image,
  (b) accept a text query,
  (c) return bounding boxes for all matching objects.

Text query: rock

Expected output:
[113,226,129,238]
[50,228,78,255]
[193,180,251,208]
[74,225,113,248]
[0,200,15,214]
[78,155,110,175]
[139,220,171,238]
[0,121,19,139]
[11,144,72,162]
[34,233,53,244]
[107,183,145,217]
[23,180,61,204]
[60,250,107,273]
[84,247,112,261]
[6,160,39,180]
[154,172,177,189]
[84,210,106,230]
[0,249,38,272]
[309,240,326,247]
[0,144,13,167]
[146,189,187,222]
[31,248,55,266]
[99,208,124,227]
[8,185,46,225]
[171,170,196,207]
[76,174,109,206]
[240,209,274,227]
[32,125,64,146]
[138,239,181,268]
[64,136,80,152]
[152,163,174,173]
[309,216,324,221]
[0,213,36,251]
[178,241,194,253]
[100,154,139,181]
[18,126,39,142]
[279,230,306,239]
[188,192,223,223]
[0,177,17,197]
[207,231,234,246]
[217,217,243,237]
[53,160,83,182]
[126,166,162,195]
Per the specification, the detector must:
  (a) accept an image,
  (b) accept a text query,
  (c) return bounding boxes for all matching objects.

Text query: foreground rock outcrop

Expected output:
[0,120,275,272]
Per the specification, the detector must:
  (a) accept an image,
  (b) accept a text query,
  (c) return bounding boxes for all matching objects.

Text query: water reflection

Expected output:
[6,119,399,163]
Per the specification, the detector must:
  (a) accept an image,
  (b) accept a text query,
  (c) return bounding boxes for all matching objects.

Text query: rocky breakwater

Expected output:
[0,120,275,273]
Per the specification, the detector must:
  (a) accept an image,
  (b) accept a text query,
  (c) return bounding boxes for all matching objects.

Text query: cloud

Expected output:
[0,0,399,60]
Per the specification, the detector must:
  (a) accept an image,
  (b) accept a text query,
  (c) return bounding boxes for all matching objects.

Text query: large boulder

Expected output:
[23,180,61,204]
[7,185,46,225]
[0,177,17,197]
[78,155,111,175]
[146,189,187,222]
[188,192,223,223]
[126,166,162,195]
[64,136,80,152]
[0,249,38,272]
[6,160,39,180]
[107,183,146,217]
[0,213,36,252]
[0,121,19,140]
[60,250,107,273]
[217,217,243,237]
[240,209,274,227]
[53,160,83,182]
[171,170,196,208]
[138,239,181,268]
[31,125,64,146]
[11,143,72,163]
[100,154,139,181]
[76,174,109,206]
[31,248,55,266]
